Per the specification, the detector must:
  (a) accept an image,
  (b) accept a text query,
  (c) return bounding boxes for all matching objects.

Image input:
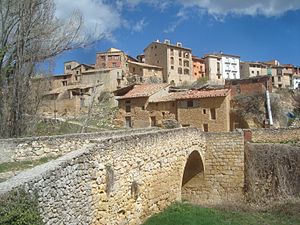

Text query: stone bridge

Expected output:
[0,128,249,224]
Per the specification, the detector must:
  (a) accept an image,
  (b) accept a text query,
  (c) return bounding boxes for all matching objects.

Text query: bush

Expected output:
[0,189,43,225]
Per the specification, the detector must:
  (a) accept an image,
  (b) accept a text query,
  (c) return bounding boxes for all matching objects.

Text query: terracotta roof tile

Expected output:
[117,83,169,99]
[152,89,230,102]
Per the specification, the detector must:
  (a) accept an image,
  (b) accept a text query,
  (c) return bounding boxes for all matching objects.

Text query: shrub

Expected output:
[0,189,43,225]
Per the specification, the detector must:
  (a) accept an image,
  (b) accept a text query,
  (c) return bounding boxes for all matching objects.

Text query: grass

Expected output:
[0,156,57,174]
[143,202,300,225]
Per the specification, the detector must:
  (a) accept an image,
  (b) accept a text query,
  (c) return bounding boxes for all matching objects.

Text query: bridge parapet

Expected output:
[0,127,159,163]
[0,127,245,225]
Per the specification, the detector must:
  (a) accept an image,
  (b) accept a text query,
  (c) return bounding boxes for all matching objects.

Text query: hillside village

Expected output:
[36,39,300,132]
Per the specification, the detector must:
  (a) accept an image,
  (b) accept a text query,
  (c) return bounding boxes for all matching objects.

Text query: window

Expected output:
[184,60,189,67]
[210,108,216,120]
[257,71,259,75]
[179,58,182,66]
[125,100,131,113]
[112,62,117,68]
[217,62,220,73]
[170,57,174,64]
[170,49,174,56]
[184,52,189,58]
[203,124,208,132]
[65,65,71,70]
[171,66,174,70]
[184,69,189,75]
[187,100,194,108]
[278,76,281,82]
[126,105,131,112]
[157,60,159,63]
[178,68,182,74]
[62,81,67,86]
[203,109,206,114]
[251,71,254,74]
[179,51,182,57]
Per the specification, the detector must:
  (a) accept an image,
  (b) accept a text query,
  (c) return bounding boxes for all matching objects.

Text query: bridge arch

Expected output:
[181,150,205,203]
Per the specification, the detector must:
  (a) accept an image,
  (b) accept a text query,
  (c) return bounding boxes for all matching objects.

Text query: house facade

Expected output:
[114,83,231,132]
[240,61,269,78]
[144,40,196,86]
[192,56,206,80]
[127,61,164,84]
[204,53,240,85]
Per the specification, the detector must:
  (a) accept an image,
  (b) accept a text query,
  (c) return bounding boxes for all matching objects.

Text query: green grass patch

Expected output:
[0,188,43,225]
[0,156,57,174]
[143,202,300,225]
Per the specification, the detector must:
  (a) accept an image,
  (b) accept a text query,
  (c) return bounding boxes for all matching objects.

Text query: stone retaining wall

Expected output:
[246,127,300,143]
[0,128,158,163]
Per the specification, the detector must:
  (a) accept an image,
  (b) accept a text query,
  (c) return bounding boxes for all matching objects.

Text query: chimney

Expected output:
[176,42,182,47]
[164,39,170,45]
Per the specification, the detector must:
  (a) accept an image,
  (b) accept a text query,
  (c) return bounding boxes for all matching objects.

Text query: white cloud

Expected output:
[177,0,300,17]
[164,9,188,33]
[54,0,121,41]
[132,18,148,32]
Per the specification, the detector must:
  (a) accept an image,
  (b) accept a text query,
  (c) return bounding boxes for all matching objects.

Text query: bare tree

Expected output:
[0,0,83,137]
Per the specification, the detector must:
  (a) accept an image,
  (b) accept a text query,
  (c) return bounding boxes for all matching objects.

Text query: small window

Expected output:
[171,66,174,70]
[125,105,131,112]
[203,109,206,114]
[187,100,194,108]
[178,68,182,74]
[203,124,208,132]
[210,108,216,120]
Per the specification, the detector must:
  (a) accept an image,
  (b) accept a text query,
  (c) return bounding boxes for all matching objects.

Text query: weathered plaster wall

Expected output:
[0,128,158,163]
[0,128,245,225]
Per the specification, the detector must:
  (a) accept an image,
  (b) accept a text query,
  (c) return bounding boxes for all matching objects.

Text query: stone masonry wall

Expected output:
[0,128,245,225]
[247,127,300,143]
[0,128,158,163]
[202,131,245,204]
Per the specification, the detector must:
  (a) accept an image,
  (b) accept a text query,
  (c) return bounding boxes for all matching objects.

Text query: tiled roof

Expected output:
[152,89,230,102]
[128,61,163,69]
[117,83,169,99]
[173,89,230,100]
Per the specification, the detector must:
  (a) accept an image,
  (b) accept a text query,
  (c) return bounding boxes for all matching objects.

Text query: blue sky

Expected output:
[52,0,300,74]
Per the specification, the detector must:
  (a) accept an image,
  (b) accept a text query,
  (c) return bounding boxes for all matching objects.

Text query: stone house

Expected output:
[172,89,231,132]
[95,48,128,73]
[114,83,231,132]
[127,61,164,84]
[114,83,173,128]
[144,40,196,86]
[240,61,269,78]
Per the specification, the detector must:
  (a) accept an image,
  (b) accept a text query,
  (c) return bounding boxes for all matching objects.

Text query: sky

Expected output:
[52,0,300,74]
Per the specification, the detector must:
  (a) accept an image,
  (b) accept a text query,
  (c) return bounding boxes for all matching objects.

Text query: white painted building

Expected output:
[204,53,240,85]
[293,75,300,89]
